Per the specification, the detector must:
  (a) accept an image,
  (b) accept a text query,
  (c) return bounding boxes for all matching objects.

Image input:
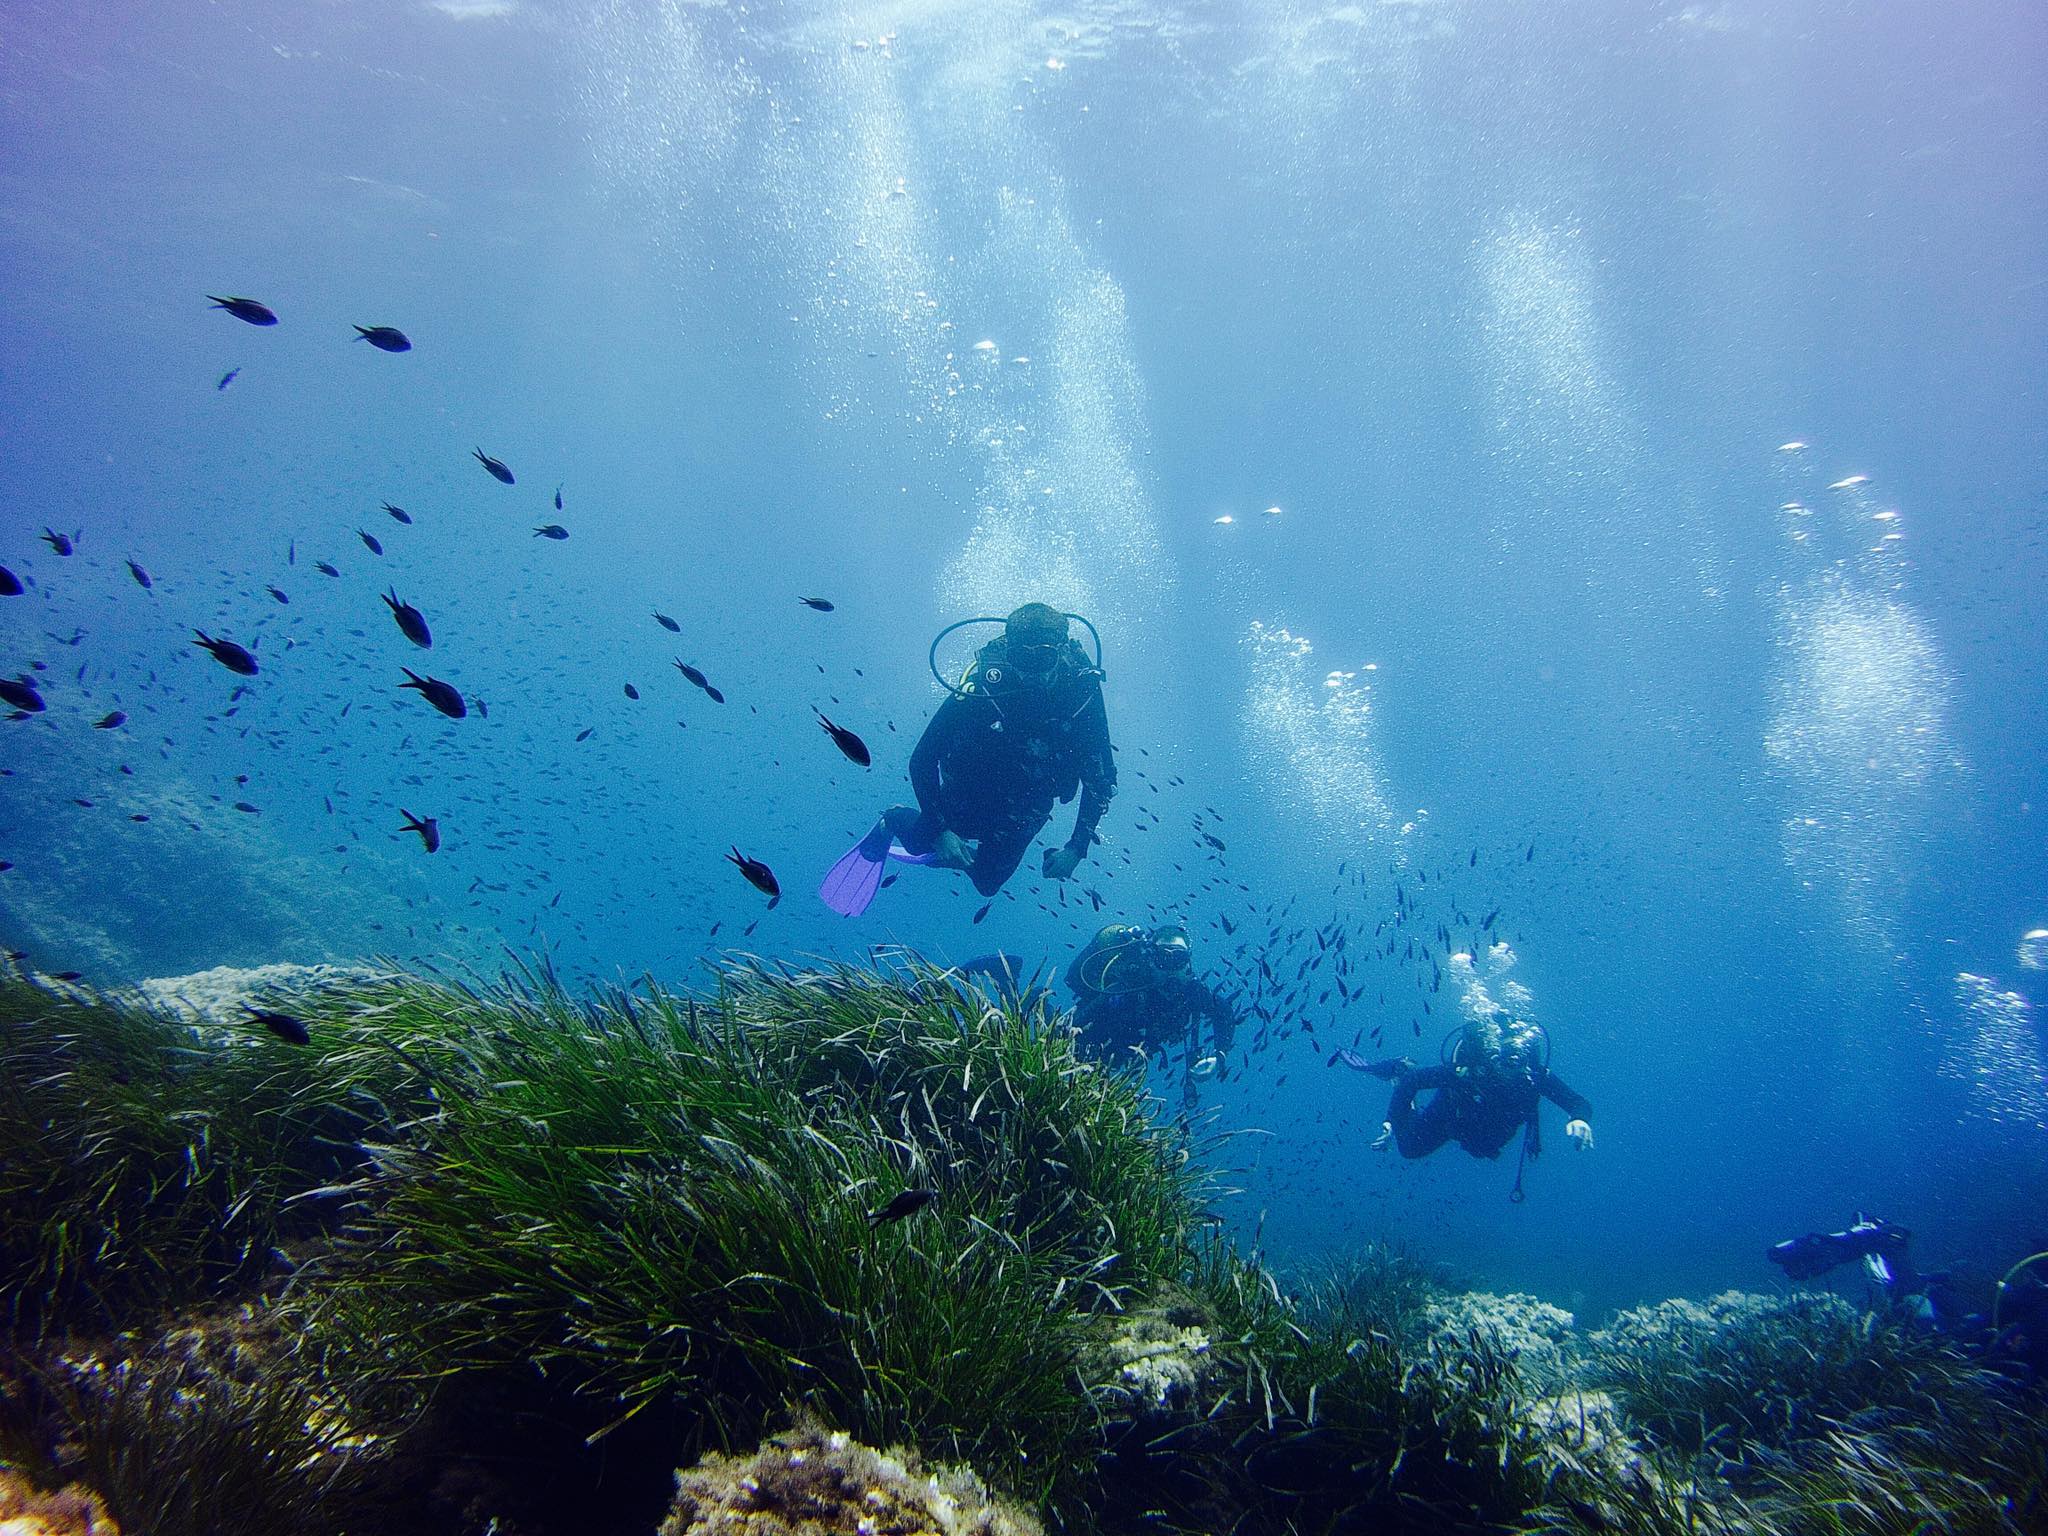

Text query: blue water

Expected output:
[2,0,2044,1319]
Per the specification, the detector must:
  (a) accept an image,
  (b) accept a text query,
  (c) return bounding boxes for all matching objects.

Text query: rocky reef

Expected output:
[659,1421,1040,1536]
[1,959,2042,1536]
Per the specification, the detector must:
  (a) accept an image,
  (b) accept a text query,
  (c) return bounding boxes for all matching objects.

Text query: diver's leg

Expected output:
[1389,1077,1455,1160]
[964,817,1037,896]
[886,804,973,870]
[883,804,943,854]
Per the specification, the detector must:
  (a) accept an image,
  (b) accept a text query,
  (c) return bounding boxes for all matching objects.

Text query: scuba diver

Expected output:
[1767,1216,2048,1376]
[1767,1215,1963,1329]
[1066,922,1238,1105]
[1336,1011,1592,1201]
[821,604,1114,915]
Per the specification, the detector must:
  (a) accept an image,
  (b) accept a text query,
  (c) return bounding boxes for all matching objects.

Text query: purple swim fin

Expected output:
[820,822,941,916]
[821,823,892,916]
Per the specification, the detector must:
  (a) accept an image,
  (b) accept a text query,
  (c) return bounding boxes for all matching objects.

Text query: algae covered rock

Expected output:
[659,1421,1041,1536]
[0,1472,119,1536]
[1420,1289,1580,1392]
[1083,1295,1219,1420]
[130,961,384,1025]
[0,1307,380,1536]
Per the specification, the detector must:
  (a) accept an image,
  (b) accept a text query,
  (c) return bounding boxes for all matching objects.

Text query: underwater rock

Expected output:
[1420,1289,1580,1392]
[1082,1296,1221,1421]
[1520,1389,1664,1496]
[658,1421,1042,1536]
[0,1474,119,1536]
[0,1307,383,1536]
[129,961,384,1024]
[1587,1288,1816,1360]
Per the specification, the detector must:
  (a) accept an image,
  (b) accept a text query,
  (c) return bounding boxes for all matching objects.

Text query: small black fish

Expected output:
[867,1188,939,1226]
[93,711,125,730]
[209,295,277,326]
[42,529,74,556]
[972,901,991,925]
[553,485,563,511]
[0,678,46,713]
[624,683,640,700]
[193,632,258,675]
[704,683,725,705]
[216,367,240,391]
[475,449,514,485]
[316,561,340,578]
[0,566,20,596]
[233,801,259,814]
[533,524,568,540]
[726,848,779,898]
[382,590,431,648]
[359,529,384,556]
[125,558,152,589]
[383,502,413,525]
[49,971,84,983]
[654,611,681,633]
[248,1008,310,1045]
[799,596,835,612]
[815,710,870,767]
[266,585,289,605]
[399,810,441,853]
[399,667,466,719]
[354,325,411,352]
[575,727,594,742]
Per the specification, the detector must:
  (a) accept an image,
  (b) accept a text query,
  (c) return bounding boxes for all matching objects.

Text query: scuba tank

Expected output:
[929,614,1104,722]
[1067,924,1153,997]
[1442,1012,1549,1089]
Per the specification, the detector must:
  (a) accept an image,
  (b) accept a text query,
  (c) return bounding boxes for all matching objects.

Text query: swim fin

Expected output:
[821,822,893,916]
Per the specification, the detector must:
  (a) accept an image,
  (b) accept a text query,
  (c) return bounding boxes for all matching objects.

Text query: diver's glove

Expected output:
[1371,1120,1394,1152]
[1564,1119,1594,1151]
[1042,845,1082,880]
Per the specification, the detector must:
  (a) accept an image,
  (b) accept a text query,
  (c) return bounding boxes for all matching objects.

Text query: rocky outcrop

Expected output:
[659,1421,1042,1536]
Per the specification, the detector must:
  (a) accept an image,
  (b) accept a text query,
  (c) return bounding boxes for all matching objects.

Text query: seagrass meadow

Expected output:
[0,958,2042,1536]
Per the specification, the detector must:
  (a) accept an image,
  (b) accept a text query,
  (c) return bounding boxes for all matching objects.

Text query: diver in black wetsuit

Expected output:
[1766,1217,2048,1376]
[1067,923,1238,1104]
[885,603,1115,897]
[1338,1013,1592,1198]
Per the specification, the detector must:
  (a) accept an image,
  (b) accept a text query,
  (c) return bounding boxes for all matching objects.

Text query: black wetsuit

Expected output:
[1072,976,1238,1061]
[901,639,1115,895]
[1385,1062,1591,1160]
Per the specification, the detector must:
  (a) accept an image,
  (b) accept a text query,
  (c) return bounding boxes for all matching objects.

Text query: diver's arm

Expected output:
[1063,687,1117,856]
[908,693,971,810]
[1542,1071,1594,1149]
[1198,984,1238,1055]
[1540,1071,1592,1121]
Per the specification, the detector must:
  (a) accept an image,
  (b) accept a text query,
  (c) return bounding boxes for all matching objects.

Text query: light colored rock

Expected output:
[1421,1290,1580,1391]
[660,1421,1040,1536]
[129,962,383,1025]
[0,1472,119,1536]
